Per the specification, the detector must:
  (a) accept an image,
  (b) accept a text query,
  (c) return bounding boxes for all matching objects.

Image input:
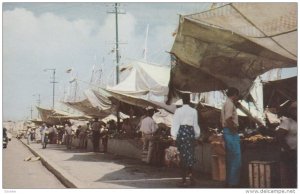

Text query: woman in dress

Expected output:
[171,93,201,187]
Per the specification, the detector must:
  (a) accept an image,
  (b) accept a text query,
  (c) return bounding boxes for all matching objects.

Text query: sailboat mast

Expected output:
[143,24,149,61]
[74,79,78,102]
[115,3,120,85]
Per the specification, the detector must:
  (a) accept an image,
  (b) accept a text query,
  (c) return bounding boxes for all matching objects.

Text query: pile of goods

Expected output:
[243,134,274,143]
[241,134,275,148]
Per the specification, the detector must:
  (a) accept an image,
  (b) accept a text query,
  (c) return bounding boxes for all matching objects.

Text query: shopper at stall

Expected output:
[75,125,81,139]
[78,125,87,149]
[47,124,55,144]
[91,118,102,152]
[57,127,65,145]
[39,123,48,149]
[140,107,158,164]
[122,119,133,138]
[100,123,108,153]
[220,87,241,188]
[65,123,73,149]
[171,93,201,187]
[276,100,297,188]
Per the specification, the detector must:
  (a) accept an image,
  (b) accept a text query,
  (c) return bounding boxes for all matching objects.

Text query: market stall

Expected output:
[166,2,297,188]
[167,3,296,103]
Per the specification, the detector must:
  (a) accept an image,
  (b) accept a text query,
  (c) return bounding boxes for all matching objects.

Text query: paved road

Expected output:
[18,139,223,188]
[2,138,65,189]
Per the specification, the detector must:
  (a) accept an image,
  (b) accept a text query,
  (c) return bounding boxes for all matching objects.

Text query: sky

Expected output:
[2,2,215,121]
[2,2,297,121]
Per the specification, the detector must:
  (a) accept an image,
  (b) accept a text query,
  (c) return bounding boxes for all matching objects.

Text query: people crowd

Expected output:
[24,118,115,152]
[15,87,297,188]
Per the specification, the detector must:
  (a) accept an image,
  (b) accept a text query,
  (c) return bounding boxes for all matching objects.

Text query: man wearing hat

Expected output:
[139,106,158,163]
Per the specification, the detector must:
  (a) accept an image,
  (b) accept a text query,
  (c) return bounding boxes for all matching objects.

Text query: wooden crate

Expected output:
[211,155,226,181]
[248,161,279,188]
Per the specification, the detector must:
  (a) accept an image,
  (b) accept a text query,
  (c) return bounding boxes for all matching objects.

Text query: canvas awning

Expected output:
[107,60,170,98]
[49,115,90,120]
[29,119,44,125]
[103,60,176,114]
[36,106,88,125]
[105,89,176,114]
[62,89,112,118]
[168,3,297,103]
[62,99,106,117]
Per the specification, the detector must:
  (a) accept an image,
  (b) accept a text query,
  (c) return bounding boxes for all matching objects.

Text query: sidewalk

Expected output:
[20,139,223,189]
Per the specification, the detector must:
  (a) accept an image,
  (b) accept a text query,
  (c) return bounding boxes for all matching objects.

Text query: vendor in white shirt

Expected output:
[140,107,158,163]
[171,93,201,187]
[276,100,297,188]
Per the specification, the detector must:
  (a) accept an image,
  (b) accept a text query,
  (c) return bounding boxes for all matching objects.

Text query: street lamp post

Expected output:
[44,68,57,109]
[107,3,126,131]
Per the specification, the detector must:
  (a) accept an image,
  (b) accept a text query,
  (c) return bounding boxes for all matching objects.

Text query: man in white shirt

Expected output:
[220,97,239,134]
[140,107,158,163]
[40,123,48,149]
[276,100,297,188]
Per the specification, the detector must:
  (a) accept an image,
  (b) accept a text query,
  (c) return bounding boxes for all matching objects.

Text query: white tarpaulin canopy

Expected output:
[105,60,176,113]
[107,60,170,101]
[62,89,112,118]
[168,2,297,103]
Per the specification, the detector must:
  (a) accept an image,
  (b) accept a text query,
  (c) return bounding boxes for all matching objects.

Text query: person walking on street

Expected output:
[91,118,102,152]
[40,123,48,149]
[220,87,241,188]
[65,123,73,149]
[171,93,201,187]
[30,127,36,142]
[26,126,32,145]
[140,107,159,164]
[3,127,8,148]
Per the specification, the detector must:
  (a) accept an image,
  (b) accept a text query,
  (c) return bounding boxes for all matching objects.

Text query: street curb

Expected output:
[19,139,83,188]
